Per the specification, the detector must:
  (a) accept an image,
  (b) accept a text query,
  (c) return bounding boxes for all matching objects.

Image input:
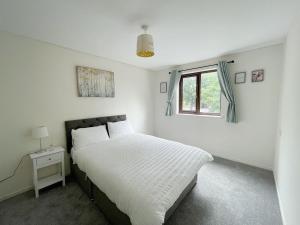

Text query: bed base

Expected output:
[71,162,197,225]
[71,160,92,198]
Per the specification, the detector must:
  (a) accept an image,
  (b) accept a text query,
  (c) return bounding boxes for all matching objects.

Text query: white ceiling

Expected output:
[0,0,299,70]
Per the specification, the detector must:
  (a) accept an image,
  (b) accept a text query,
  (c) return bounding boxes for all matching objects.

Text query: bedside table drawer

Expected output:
[36,153,61,168]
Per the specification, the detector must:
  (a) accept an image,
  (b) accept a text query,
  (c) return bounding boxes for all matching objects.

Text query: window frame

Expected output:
[178,69,221,116]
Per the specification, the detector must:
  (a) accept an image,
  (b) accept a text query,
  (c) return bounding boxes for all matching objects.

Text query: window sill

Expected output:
[176,113,223,119]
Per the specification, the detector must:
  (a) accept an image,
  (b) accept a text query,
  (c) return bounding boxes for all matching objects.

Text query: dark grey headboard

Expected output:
[65,114,126,153]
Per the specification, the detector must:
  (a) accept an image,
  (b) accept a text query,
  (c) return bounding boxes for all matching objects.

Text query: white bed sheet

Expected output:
[73,133,213,225]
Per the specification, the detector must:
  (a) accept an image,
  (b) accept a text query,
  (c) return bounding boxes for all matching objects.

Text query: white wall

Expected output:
[0,32,154,201]
[154,45,283,170]
[274,19,300,225]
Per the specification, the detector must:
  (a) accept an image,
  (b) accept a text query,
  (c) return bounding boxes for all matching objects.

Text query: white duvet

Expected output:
[74,133,213,225]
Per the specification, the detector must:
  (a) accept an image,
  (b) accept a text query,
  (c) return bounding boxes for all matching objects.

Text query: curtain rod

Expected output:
[168,60,234,74]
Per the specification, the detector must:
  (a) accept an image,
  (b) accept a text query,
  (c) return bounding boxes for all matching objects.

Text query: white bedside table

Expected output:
[30,146,65,198]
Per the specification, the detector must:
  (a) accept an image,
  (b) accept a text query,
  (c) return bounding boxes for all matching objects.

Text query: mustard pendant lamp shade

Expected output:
[137,25,154,57]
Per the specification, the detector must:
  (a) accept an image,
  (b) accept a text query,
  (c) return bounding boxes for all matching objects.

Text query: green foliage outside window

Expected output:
[182,77,196,111]
[181,71,220,114]
[200,72,220,113]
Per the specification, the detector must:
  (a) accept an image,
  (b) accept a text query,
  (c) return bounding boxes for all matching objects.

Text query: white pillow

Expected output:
[72,125,109,149]
[107,120,134,139]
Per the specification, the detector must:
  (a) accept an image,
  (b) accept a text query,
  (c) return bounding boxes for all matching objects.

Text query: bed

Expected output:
[65,115,213,225]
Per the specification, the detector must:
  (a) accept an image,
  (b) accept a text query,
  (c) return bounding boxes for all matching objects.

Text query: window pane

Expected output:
[182,76,197,111]
[200,71,221,114]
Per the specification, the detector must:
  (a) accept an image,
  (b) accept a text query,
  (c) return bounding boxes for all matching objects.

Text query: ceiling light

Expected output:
[136,25,154,57]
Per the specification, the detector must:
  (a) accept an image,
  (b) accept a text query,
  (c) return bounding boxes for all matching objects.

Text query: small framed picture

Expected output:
[235,72,246,84]
[160,82,167,93]
[252,69,264,82]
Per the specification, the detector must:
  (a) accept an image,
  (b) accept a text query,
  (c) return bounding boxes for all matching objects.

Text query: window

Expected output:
[179,70,221,115]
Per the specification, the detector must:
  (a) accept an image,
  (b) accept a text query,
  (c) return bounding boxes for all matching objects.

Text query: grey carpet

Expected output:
[0,157,282,225]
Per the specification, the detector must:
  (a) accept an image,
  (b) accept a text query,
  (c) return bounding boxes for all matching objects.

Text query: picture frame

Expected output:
[235,72,246,84]
[252,69,264,82]
[160,82,167,93]
[76,66,115,97]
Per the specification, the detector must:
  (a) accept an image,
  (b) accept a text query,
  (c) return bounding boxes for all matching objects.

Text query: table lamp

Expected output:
[32,126,49,150]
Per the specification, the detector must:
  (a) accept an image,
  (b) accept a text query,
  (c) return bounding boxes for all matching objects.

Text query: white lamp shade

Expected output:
[137,33,154,57]
[32,126,49,139]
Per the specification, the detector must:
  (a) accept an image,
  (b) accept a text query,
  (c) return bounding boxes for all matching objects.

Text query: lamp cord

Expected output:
[0,154,30,183]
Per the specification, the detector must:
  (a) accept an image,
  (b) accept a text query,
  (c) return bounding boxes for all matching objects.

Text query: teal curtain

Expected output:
[217,61,238,123]
[165,69,182,116]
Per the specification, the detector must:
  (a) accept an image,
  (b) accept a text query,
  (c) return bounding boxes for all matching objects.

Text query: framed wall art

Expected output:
[235,72,246,84]
[251,69,264,82]
[76,66,115,97]
[160,82,167,93]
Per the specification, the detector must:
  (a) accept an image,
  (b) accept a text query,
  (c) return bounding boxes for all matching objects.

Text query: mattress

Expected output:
[73,133,213,225]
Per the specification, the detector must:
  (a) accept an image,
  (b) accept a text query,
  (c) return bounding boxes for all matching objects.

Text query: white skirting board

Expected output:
[0,185,33,202]
[274,175,286,225]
